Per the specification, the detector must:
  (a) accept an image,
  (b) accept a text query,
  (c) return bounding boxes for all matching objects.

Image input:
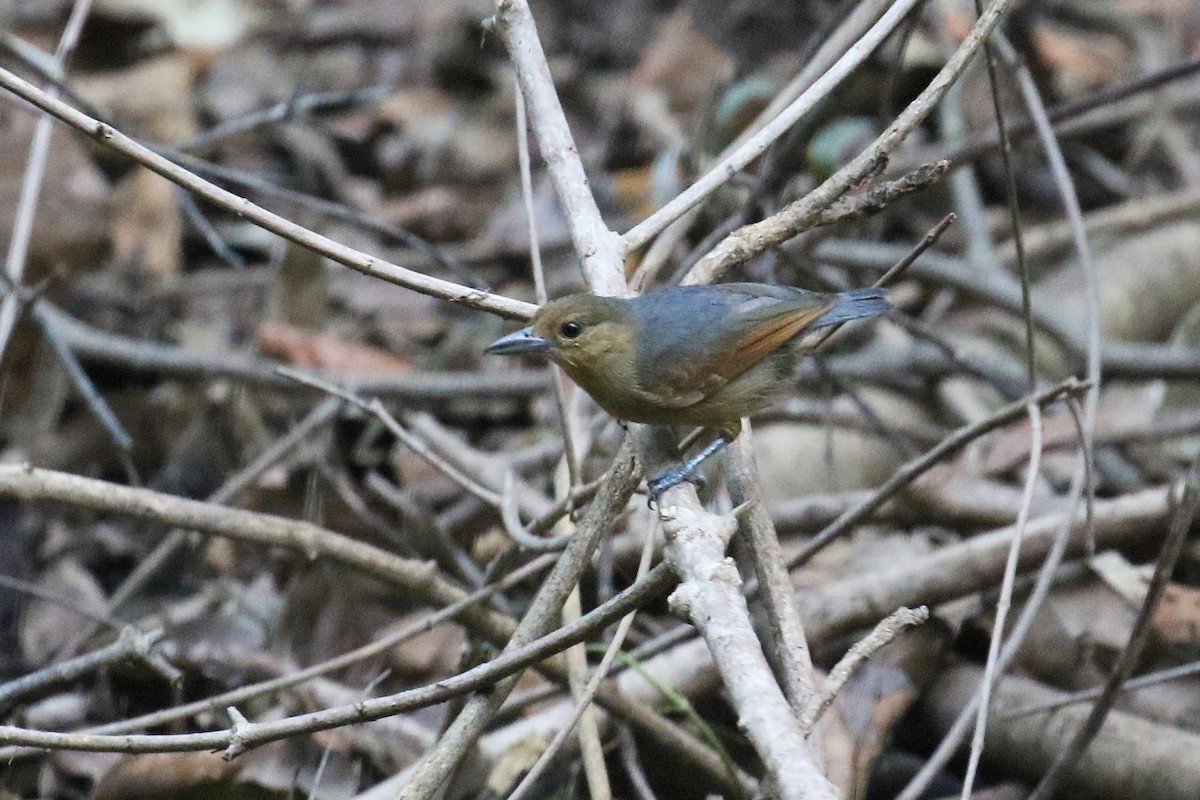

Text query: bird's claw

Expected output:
[646,467,706,508]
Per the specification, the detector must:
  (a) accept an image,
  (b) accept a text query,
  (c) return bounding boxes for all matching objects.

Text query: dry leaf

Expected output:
[256,321,413,377]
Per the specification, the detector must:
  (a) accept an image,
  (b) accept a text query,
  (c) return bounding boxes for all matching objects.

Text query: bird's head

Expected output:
[486,294,636,381]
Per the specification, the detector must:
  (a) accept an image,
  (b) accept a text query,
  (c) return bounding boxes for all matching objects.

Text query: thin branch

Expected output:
[727,430,816,716]
[1029,454,1200,800]
[489,0,625,296]
[278,368,504,506]
[0,0,95,362]
[961,402,1043,799]
[975,0,1034,390]
[620,0,925,253]
[892,53,1200,174]
[683,0,1016,286]
[811,161,949,226]
[877,212,956,286]
[799,605,929,734]
[0,66,536,321]
[1001,659,1200,720]
[788,378,1085,569]
[0,628,165,711]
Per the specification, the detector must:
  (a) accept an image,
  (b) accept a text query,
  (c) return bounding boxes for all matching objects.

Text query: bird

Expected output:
[487,282,891,501]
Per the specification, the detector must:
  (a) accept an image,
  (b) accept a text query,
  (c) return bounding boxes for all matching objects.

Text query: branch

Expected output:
[683,0,1017,285]
[658,496,837,800]
[0,66,536,321]
[489,0,625,296]
[799,606,929,734]
[620,0,925,253]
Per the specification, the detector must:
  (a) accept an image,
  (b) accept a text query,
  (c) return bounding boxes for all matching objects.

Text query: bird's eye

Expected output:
[559,321,583,339]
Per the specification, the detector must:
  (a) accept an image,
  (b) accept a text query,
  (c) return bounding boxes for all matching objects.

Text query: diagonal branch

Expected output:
[0,66,536,321]
[683,0,1018,286]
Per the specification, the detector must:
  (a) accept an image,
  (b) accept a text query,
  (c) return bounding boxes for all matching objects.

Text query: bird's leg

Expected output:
[647,422,742,505]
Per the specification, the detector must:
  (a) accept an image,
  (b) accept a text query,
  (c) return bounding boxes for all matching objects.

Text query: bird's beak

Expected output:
[486,326,551,356]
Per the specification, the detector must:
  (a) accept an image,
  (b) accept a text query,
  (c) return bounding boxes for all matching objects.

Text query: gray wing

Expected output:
[629,285,832,408]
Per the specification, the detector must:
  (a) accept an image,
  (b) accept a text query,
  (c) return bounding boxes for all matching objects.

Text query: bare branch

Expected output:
[0,66,536,321]
[684,0,1018,285]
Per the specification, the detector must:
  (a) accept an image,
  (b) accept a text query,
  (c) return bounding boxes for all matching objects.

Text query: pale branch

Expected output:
[657,495,837,800]
[727,431,816,715]
[799,606,929,734]
[0,66,536,321]
[489,0,626,297]
[684,0,1017,285]
[812,162,949,226]
[620,0,925,253]
[0,628,168,711]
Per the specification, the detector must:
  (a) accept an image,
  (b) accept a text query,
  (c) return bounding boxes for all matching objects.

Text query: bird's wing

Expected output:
[633,285,833,408]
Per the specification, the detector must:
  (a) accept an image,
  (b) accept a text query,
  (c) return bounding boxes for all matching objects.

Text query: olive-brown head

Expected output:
[485,294,641,411]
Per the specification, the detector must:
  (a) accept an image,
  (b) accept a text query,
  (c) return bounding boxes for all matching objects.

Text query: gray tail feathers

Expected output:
[814,288,891,328]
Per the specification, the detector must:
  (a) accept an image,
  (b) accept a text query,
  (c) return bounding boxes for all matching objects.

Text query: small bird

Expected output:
[487,283,890,501]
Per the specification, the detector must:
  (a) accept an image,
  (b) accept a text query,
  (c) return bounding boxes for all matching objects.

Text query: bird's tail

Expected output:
[814,287,891,328]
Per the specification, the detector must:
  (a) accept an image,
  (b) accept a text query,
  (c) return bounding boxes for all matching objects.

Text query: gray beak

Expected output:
[486,326,551,356]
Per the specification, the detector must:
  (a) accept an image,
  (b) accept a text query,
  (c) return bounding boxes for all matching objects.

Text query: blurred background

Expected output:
[4,0,1200,798]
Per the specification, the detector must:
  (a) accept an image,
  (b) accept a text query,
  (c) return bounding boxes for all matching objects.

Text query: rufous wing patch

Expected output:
[721,302,832,373]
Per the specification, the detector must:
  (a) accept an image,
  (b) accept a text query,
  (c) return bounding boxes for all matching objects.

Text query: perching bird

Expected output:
[487,283,890,500]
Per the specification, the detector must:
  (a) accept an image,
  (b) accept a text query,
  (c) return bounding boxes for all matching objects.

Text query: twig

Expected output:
[788,378,1084,569]
[961,402,1042,799]
[629,0,909,289]
[0,66,535,321]
[997,29,1100,550]
[180,84,392,153]
[878,212,956,287]
[974,0,1033,391]
[683,0,1017,285]
[0,628,165,711]
[31,301,134,456]
[1028,454,1200,800]
[811,161,949,226]
[799,606,929,734]
[0,0,94,363]
[1001,659,1200,720]
[392,441,640,800]
[277,368,504,506]
[504,508,659,800]
[892,53,1200,174]
[620,0,925,253]
[40,301,552,396]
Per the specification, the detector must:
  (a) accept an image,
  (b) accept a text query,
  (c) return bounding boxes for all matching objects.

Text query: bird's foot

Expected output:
[646,467,706,507]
